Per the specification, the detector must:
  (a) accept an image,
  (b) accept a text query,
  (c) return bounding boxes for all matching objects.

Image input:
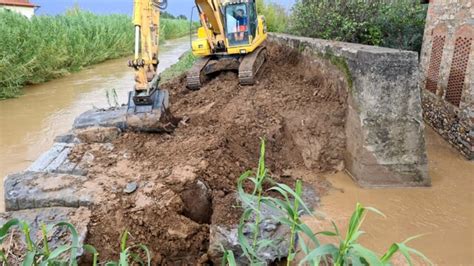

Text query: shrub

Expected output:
[289,0,427,52]
[257,0,289,33]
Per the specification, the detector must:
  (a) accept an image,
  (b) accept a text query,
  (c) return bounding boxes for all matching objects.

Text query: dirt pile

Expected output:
[72,43,349,264]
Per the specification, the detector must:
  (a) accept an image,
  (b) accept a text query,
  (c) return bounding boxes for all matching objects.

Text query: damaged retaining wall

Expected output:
[419,0,473,160]
[269,33,430,187]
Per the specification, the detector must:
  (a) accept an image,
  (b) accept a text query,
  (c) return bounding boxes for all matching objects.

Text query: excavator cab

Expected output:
[224,2,253,46]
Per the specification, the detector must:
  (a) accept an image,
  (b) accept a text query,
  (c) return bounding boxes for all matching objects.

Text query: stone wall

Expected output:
[269,33,430,187]
[419,0,473,160]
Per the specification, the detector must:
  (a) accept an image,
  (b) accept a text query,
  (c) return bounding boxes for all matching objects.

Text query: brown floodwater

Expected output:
[307,127,473,265]
[0,36,191,210]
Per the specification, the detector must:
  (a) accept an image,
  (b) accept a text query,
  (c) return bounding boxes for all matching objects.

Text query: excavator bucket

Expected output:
[126,88,179,133]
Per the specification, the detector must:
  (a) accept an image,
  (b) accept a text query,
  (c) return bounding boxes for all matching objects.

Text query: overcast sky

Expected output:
[35,0,295,17]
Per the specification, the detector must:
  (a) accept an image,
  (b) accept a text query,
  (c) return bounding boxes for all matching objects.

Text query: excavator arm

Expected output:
[126,0,178,133]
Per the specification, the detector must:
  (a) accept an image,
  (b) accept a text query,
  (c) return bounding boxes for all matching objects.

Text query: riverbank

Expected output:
[0,10,192,99]
[0,36,192,210]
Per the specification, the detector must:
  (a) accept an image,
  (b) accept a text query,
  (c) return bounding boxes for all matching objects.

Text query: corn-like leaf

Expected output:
[52,221,79,265]
[22,251,35,266]
[119,251,129,266]
[83,244,99,266]
[272,183,312,215]
[350,244,383,266]
[298,223,320,246]
[315,230,338,237]
[120,230,129,252]
[222,249,237,266]
[364,206,386,219]
[0,219,21,243]
[47,245,71,260]
[299,244,339,265]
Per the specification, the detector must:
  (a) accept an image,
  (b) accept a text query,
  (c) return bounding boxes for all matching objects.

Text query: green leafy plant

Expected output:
[0,219,79,266]
[221,248,237,266]
[266,180,320,265]
[236,138,272,264]
[0,219,151,266]
[290,0,427,53]
[222,140,432,266]
[300,203,433,266]
[104,230,151,266]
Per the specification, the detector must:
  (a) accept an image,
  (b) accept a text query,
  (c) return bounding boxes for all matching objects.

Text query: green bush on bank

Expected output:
[257,0,289,33]
[0,10,191,99]
[289,0,427,52]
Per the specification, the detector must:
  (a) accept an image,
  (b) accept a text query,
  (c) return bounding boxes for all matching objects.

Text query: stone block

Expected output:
[4,172,95,211]
[73,107,127,130]
[269,33,430,187]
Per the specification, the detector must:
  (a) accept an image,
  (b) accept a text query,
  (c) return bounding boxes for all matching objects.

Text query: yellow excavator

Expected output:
[126,0,267,131]
[188,0,268,89]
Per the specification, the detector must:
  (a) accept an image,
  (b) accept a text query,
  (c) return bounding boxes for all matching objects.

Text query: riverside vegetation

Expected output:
[0,9,192,99]
[257,0,427,53]
[0,140,432,265]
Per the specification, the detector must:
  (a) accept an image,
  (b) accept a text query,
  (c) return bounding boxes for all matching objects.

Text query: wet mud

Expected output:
[72,43,349,263]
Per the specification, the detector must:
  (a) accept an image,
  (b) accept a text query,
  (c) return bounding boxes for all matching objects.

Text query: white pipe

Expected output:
[135,26,141,59]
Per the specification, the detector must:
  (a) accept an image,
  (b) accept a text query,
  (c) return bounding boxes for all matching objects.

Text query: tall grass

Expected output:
[0,9,192,99]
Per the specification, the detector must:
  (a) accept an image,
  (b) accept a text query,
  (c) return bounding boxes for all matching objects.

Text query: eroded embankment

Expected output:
[69,43,349,263]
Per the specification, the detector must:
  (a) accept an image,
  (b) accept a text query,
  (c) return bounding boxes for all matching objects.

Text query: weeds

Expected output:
[105,88,120,108]
[0,220,150,266]
[223,139,432,266]
[236,139,272,264]
[0,219,79,265]
[103,230,151,266]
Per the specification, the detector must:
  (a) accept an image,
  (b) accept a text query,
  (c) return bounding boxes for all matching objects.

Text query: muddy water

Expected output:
[308,127,473,265]
[0,36,191,210]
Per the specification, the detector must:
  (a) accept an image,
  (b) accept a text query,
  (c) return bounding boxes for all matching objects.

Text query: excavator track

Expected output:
[186,57,211,90]
[238,46,267,86]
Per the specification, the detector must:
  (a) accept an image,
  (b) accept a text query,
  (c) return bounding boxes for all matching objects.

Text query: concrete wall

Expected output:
[0,5,35,19]
[269,33,430,187]
[419,0,473,160]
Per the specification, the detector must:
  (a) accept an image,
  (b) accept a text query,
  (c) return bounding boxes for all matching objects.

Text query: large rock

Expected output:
[208,203,291,265]
[270,33,430,187]
[0,207,91,264]
[73,107,127,130]
[4,171,96,211]
[208,184,319,264]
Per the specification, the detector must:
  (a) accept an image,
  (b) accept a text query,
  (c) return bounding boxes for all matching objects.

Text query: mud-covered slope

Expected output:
[75,43,349,264]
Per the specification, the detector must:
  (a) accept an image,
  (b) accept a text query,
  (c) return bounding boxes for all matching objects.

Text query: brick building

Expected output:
[420,0,473,159]
[0,0,38,19]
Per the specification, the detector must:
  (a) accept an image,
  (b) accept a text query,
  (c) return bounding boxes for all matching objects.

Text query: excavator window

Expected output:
[225,3,250,46]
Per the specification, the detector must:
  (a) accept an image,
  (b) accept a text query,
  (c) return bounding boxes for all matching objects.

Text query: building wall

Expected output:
[420,0,473,160]
[0,5,35,18]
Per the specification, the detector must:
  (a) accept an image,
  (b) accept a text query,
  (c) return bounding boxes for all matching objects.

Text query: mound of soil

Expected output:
[74,43,349,264]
